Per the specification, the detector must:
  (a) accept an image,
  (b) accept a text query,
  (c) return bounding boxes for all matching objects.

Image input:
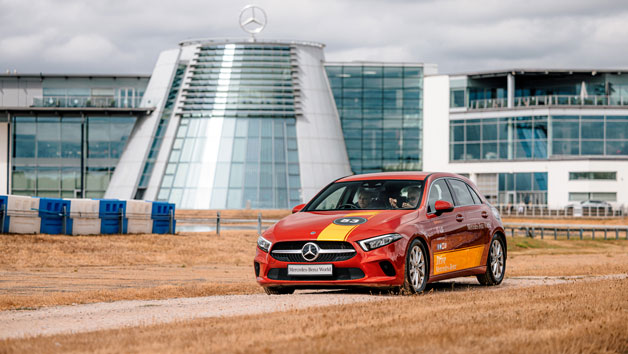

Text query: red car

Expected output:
[254,172,506,294]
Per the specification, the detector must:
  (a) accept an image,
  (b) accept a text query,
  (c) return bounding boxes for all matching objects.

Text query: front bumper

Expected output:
[254,239,408,288]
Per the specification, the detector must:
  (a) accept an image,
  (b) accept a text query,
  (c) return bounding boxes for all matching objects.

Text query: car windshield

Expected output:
[304,180,425,211]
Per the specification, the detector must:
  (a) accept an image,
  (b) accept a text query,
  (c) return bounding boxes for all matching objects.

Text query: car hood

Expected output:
[266,209,418,243]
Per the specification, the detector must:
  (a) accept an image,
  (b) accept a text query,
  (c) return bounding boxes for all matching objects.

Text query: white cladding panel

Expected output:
[105,49,181,199]
[423,75,450,173]
[294,44,352,203]
[0,122,7,194]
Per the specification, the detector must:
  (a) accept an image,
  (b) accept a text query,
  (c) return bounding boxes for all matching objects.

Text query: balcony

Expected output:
[466,94,628,110]
[31,96,142,109]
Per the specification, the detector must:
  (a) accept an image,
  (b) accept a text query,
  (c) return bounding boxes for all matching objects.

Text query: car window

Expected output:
[305,180,425,211]
[312,186,347,210]
[427,179,454,213]
[448,179,474,206]
[467,184,482,204]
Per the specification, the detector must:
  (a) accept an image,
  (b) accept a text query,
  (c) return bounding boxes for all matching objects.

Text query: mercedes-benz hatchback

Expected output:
[254,172,506,294]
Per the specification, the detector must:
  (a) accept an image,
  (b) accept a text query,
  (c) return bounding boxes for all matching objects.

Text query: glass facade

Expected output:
[498,172,548,204]
[569,172,616,180]
[451,115,628,161]
[11,116,135,198]
[34,78,146,108]
[156,43,301,209]
[452,72,628,110]
[325,64,423,173]
[135,64,187,199]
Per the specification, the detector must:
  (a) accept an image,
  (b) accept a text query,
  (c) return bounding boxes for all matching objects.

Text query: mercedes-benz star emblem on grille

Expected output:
[239,5,267,36]
[301,242,320,262]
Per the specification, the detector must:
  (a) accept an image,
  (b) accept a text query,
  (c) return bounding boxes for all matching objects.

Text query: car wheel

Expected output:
[263,287,295,295]
[402,239,428,294]
[477,235,506,286]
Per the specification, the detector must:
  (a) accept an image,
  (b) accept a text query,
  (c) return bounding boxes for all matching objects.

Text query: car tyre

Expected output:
[477,234,506,286]
[263,287,295,295]
[402,239,428,294]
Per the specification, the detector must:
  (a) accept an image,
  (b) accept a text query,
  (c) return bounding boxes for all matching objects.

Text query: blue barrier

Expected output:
[151,201,176,234]
[0,195,8,233]
[38,198,71,234]
[0,195,175,235]
[98,199,128,234]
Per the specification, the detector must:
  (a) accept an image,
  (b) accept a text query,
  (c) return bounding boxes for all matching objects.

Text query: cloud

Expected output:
[44,35,122,63]
[1,0,628,74]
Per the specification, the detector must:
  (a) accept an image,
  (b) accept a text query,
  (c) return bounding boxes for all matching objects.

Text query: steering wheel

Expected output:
[339,203,359,209]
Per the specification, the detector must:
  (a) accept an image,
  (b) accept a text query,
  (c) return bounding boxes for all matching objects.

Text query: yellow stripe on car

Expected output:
[433,245,485,275]
[317,211,380,241]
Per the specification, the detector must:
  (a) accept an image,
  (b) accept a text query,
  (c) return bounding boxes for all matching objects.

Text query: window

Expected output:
[427,179,454,213]
[448,179,475,206]
[467,185,482,204]
[569,172,616,180]
[569,192,616,202]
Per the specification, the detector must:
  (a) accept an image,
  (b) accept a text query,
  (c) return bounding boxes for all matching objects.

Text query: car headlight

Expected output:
[257,235,272,253]
[490,206,501,222]
[358,233,403,252]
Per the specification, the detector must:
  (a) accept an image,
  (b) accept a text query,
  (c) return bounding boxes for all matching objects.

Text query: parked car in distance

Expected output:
[254,172,506,295]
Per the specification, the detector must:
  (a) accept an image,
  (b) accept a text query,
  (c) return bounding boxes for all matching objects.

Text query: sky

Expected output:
[2,0,628,75]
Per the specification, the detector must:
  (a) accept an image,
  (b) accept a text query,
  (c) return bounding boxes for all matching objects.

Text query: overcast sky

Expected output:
[2,0,628,75]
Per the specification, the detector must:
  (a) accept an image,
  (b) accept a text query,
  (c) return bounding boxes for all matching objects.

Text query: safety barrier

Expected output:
[0,195,175,235]
[504,223,628,240]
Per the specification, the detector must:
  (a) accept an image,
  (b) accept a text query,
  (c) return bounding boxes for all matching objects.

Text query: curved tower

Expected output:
[106,39,351,208]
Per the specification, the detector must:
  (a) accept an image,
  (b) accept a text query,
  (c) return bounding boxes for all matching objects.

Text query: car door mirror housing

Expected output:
[292,203,306,213]
[434,200,454,214]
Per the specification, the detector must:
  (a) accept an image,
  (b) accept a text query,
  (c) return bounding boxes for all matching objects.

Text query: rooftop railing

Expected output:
[31,96,142,109]
[467,94,628,110]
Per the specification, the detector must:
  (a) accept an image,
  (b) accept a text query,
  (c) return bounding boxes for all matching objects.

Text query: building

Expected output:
[1,31,627,209]
[424,69,628,209]
[325,62,437,174]
[0,74,150,198]
[104,39,351,208]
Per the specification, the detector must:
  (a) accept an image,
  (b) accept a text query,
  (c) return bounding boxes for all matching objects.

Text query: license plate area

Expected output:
[287,264,333,276]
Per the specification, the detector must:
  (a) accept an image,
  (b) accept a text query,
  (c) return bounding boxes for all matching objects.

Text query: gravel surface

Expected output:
[1,274,626,340]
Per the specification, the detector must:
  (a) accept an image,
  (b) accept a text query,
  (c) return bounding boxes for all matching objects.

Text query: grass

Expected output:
[0,228,627,311]
[1,278,626,353]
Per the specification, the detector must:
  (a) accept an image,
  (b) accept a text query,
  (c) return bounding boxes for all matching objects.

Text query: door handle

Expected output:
[455,214,464,222]
[481,211,489,218]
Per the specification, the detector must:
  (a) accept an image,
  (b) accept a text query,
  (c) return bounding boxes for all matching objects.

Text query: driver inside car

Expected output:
[356,188,377,209]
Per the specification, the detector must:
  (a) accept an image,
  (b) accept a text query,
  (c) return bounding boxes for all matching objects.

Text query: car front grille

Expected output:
[266,267,365,281]
[270,241,356,263]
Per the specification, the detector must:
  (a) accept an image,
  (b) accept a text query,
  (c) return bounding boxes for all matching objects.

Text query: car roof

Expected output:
[336,171,463,182]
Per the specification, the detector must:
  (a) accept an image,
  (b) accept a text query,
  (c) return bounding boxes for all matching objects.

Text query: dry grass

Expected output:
[0,230,256,268]
[1,278,626,354]
[0,231,260,310]
[1,229,626,311]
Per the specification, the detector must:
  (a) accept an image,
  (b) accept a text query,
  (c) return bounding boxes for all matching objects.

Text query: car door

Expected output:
[444,178,486,272]
[425,178,464,276]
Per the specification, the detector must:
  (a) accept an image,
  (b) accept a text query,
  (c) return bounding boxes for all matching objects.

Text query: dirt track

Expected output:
[1,274,625,341]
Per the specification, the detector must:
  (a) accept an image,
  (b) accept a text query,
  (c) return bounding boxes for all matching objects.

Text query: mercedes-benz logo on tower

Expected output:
[239,5,267,39]
[301,242,320,262]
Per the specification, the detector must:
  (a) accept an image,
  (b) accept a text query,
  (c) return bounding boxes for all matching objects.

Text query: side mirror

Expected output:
[434,200,454,214]
[292,203,306,214]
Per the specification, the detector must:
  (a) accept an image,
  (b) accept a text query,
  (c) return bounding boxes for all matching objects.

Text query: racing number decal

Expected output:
[433,245,485,275]
[317,212,380,241]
